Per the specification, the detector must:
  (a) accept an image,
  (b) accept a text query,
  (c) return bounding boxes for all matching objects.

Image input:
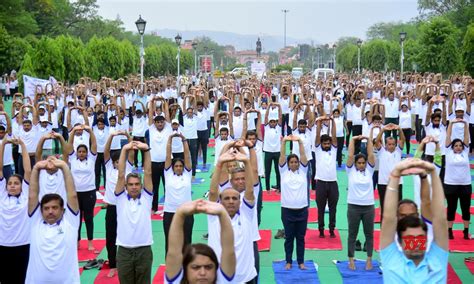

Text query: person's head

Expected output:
[109,116,117,127]
[196,101,204,112]
[111,151,121,169]
[0,125,6,139]
[320,134,332,151]
[388,92,395,100]
[397,215,428,262]
[354,153,367,171]
[245,100,252,110]
[354,98,361,107]
[372,114,382,126]
[269,119,277,128]
[233,106,241,116]
[401,104,408,112]
[385,136,396,152]
[6,174,23,196]
[182,243,219,284]
[172,158,185,175]
[125,173,142,199]
[40,194,65,225]
[135,109,143,118]
[76,144,88,160]
[219,187,240,217]
[287,154,300,171]
[297,119,307,133]
[22,119,32,132]
[96,118,106,130]
[186,107,194,118]
[219,127,229,140]
[230,167,245,193]
[332,109,340,118]
[38,107,46,116]
[245,130,257,146]
[450,138,466,154]
[397,199,418,220]
[455,109,464,119]
[154,115,165,130]
[430,113,441,127]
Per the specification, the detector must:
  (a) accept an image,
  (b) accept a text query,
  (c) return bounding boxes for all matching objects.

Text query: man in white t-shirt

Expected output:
[26,157,80,284]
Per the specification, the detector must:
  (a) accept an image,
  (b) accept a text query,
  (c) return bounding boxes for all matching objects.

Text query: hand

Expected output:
[196,200,225,216]
[177,200,200,216]
[218,149,237,164]
[135,141,149,150]
[51,132,62,139]
[83,125,91,132]
[10,138,20,145]
[234,139,246,148]
[34,160,49,170]
[122,142,134,151]
[391,158,435,177]
[47,156,67,169]
[234,151,249,162]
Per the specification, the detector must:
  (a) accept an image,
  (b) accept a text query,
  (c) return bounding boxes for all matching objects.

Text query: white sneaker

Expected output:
[96,191,104,200]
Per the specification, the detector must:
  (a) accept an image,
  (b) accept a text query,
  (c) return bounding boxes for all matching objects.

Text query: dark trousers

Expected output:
[257,178,263,225]
[415,115,422,142]
[444,184,472,223]
[345,121,353,148]
[117,245,153,284]
[12,144,19,174]
[77,189,96,240]
[163,212,194,256]
[95,152,106,191]
[402,128,412,154]
[372,170,378,191]
[384,118,399,140]
[62,126,69,142]
[0,244,29,284]
[105,205,118,268]
[310,152,316,190]
[264,151,280,190]
[133,136,146,167]
[17,154,35,177]
[151,162,165,211]
[173,152,184,160]
[336,137,344,167]
[378,184,402,219]
[426,155,446,183]
[253,241,260,283]
[347,204,374,257]
[197,130,209,165]
[188,138,198,176]
[52,128,60,154]
[316,180,339,230]
[281,114,292,137]
[281,207,308,264]
[3,164,13,181]
[470,123,474,152]
[352,125,362,154]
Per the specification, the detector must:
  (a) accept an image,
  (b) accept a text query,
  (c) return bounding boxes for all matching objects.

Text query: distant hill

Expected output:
[153,29,317,52]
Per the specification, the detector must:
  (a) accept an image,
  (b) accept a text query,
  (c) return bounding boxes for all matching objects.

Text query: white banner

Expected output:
[23,75,57,99]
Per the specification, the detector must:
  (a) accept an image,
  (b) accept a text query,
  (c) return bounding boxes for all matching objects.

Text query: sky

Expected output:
[96,0,420,43]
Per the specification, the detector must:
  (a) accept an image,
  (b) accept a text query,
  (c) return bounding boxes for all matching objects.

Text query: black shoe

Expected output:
[319,229,325,238]
[355,240,362,251]
[363,242,367,252]
[448,228,454,240]
[84,259,99,270]
[463,228,469,240]
[271,185,280,190]
[330,230,336,238]
[202,233,208,240]
[274,229,285,239]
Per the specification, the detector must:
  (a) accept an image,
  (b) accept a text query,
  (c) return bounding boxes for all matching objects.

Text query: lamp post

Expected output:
[399,31,407,80]
[282,9,289,48]
[192,41,197,75]
[256,37,262,58]
[332,44,337,71]
[135,15,146,93]
[317,47,321,68]
[175,33,182,93]
[357,39,362,73]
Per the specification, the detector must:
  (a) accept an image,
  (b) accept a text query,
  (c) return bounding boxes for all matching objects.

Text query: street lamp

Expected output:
[317,47,321,68]
[175,33,182,92]
[399,31,407,79]
[135,15,146,93]
[332,44,337,72]
[357,39,362,73]
[256,37,262,58]
[192,41,197,75]
[282,9,289,48]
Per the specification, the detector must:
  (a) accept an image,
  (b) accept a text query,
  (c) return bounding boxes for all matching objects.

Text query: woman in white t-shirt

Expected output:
[165,200,236,284]
[0,138,31,284]
[444,118,471,240]
[346,134,376,271]
[278,135,309,270]
[398,97,412,155]
[67,124,98,251]
[163,133,193,256]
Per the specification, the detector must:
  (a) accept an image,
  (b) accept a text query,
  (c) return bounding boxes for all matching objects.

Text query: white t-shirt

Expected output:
[448,114,470,142]
[114,189,153,248]
[334,116,344,137]
[39,169,66,204]
[71,131,90,153]
[93,126,109,153]
[346,163,375,205]
[232,115,244,139]
[108,126,122,150]
[263,124,281,152]
[242,140,264,176]
[0,179,30,246]
[377,146,403,185]
[132,116,147,137]
[292,129,313,161]
[384,98,399,118]
[214,136,234,165]
[164,167,192,213]
[104,159,133,205]
[280,162,309,209]
[18,124,41,153]
[315,144,337,181]
[0,134,13,166]
[424,123,446,155]
[196,109,209,131]
[69,151,97,192]
[182,115,198,139]
[25,204,80,284]
[399,110,412,129]
[149,123,172,163]
[444,147,470,185]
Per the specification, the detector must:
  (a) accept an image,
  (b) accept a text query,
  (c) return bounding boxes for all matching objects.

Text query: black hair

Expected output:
[196,101,204,106]
[354,153,367,163]
[396,215,427,243]
[76,144,88,152]
[109,116,117,121]
[154,115,165,122]
[320,134,331,144]
[245,130,257,139]
[219,127,229,134]
[171,158,185,169]
[286,153,299,164]
[23,119,32,125]
[111,151,121,163]
[8,174,23,184]
[298,119,307,126]
[372,114,382,121]
[448,138,466,149]
[332,109,340,114]
[40,193,64,210]
[0,125,5,131]
[96,118,105,124]
[182,244,219,284]
[398,199,418,211]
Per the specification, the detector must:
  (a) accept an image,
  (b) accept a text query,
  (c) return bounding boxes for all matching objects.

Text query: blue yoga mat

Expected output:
[159,191,194,204]
[192,178,205,185]
[272,260,320,284]
[334,260,383,284]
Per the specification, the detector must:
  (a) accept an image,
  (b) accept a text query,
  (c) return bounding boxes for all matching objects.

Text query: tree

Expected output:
[144,45,162,78]
[18,52,36,91]
[0,0,38,36]
[30,37,65,80]
[85,36,125,79]
[366,21,420,41]
[361,39,389,71]
[0,26,31,74]
[120,40,138,75]
[417,17,462,74]
[462,23,474,75]
[417,0,470,16]
[337,44,358,72]
[54,35,86,83]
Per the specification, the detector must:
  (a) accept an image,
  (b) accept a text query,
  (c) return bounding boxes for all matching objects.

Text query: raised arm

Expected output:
[395,124,405,149]
[114,142,133,195]
[279,136,289,166]
[429,162,448,250]
[346,136,358,167]
[53,157,78,213]
[165,134,174,169]
[138,141,152,190]
[83,125,97,154]
[235,151,254,204]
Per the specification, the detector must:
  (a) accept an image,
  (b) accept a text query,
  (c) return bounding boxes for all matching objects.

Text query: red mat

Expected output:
[93,262,119,284]
[79,267,83,275]
[464,259,474,274]
[449,230,473,252]
[471,207,474,215]
[82,207,102,222]
[373,230,381,251]
[447,263,462,284]
[152,265,166,284]
[305,229,342,250]
[308,207,318,223]
[262,190,281,202]
[96,199,104,204]
[470,164,474,169]
[257,229,272,251]
[310,191,316,200]
[78,239,106,261]
[151,205,164,221]
[374,190,379,200]
[374,207,381,223]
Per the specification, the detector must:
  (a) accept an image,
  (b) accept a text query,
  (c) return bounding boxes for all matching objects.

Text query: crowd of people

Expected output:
[0,70,472,283]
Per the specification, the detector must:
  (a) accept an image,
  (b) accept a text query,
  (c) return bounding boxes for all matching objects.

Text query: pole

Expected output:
[177,46,181,93]
[357,46,361,73]
[282,10,289,48]
[401,40,404,79]
[333,48,336,71]
[140,34,144,93]
[194,49,197,75]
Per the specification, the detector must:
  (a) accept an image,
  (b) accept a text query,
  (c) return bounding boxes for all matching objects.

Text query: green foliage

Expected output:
[361,40,389,71]
[417,17,462,73]
[337,44,358,72]
[54,35,86,83]
[144,45,162,78]
[18,52,36,90]
[86,36,125,79]
[366,21,420,41]
[0,26,31,74]
[120,40,139,75]
[271,64,293,73]
[0,0,38,36]
[30,37,65,80]
[462,24,474,75]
